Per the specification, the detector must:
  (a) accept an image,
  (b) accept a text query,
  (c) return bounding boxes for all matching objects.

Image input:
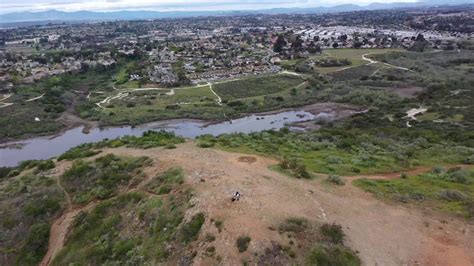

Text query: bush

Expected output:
[36,160,55,172]
[214,220,223,232]
[279,158,311,179]
[17,222,50,265]
[327,175,345,185]
[236,236,251,253]
[432,166,445,174]
[58,143,101,161]
[320,223,345,245]
[463,155,474,164]
[197,141,215,148]
[61,154,151,204]
[466,201,474,218]
[148,167,184,195]
[278,217,309,233]
[0,167,14,179]
[446,168,471,184]
[438,189,466,201]
[117,130,185,149]
[306,244,360,266]
[180,213,205,243]
[165,143,176,149]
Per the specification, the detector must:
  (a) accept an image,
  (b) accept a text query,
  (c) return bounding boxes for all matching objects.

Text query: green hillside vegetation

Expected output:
[0,172,65,265]
[354,167,474,218]
[52,190,203,265]
[58,130,185,161]
[61,154,152,204]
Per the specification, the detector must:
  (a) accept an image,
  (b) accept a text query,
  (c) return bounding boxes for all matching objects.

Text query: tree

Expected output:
[291,36,304,51]
[408,34,429,52]
[332,42,339,48]
[273,35,287,53]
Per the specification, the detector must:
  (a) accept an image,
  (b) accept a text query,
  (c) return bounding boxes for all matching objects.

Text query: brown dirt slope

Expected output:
[42,141,474,265]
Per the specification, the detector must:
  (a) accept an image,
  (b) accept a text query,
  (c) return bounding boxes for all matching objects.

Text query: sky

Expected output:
[0,0,419,14]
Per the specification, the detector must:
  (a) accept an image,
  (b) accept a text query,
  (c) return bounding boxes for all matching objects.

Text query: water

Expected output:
[0,110,331,167]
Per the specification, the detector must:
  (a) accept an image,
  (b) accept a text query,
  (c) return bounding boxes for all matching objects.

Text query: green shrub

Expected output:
[117,130,185,149]
[214,220,223,232]
[58,143,101,161]
[279,218,309,233]
[279,158,311,179]
[24,196,61,217]
[180,213,205,243]
[36,160,55,172]
[438,189,466,201]
[0,167,14,179]
[197,141,215,148]
[7,169,20,178]
[306,244,360,266]
[16,222,50,265]
[432,166,445,174]
[205,233,216,242]
[466,201,474,218]
[148,167,184,195]
[463,155,474,164]
[165,143,177,149]
[327,175,345,185]
[236,236,251,253]
[320,223,345,245]
[61,154,151,204]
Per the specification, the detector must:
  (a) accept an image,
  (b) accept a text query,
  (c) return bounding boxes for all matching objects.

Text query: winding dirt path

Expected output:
[208,82,223,106]
[40,144,474,265]
[26,93,45,102]
[362,53,415,74]
[40,163,73,266]
[0,94,14,108]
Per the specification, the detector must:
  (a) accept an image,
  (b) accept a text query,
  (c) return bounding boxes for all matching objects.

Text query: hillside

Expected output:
[1,139,473,265]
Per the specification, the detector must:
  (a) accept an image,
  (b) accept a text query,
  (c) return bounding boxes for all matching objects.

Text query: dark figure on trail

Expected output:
[232,191,241,202]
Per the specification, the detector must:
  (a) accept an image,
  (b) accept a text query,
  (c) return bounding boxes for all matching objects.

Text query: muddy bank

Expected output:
[288,102,364,130]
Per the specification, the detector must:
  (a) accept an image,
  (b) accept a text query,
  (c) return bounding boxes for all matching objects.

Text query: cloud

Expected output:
[0,0,418,14]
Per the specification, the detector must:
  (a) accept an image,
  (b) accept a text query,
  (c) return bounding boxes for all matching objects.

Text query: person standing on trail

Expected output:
[232,191,241,201]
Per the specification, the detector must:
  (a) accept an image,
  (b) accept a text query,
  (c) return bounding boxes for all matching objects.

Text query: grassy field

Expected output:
[281,48,402,74]
[213,74,304,100]
[354,167,474,218]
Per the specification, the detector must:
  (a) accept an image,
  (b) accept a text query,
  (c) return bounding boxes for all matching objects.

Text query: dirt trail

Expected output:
[208,82,223,106]
[39,161,91,266]
[41,143,474,265]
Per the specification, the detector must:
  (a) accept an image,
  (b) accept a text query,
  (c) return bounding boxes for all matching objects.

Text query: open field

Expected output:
[281,48,402,74]
[213,74,304,100]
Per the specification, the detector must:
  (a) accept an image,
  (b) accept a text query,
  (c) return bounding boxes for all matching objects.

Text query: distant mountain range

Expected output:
[0,0,472,24]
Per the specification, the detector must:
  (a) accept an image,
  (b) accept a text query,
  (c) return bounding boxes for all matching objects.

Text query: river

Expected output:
[0,110,332,167]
